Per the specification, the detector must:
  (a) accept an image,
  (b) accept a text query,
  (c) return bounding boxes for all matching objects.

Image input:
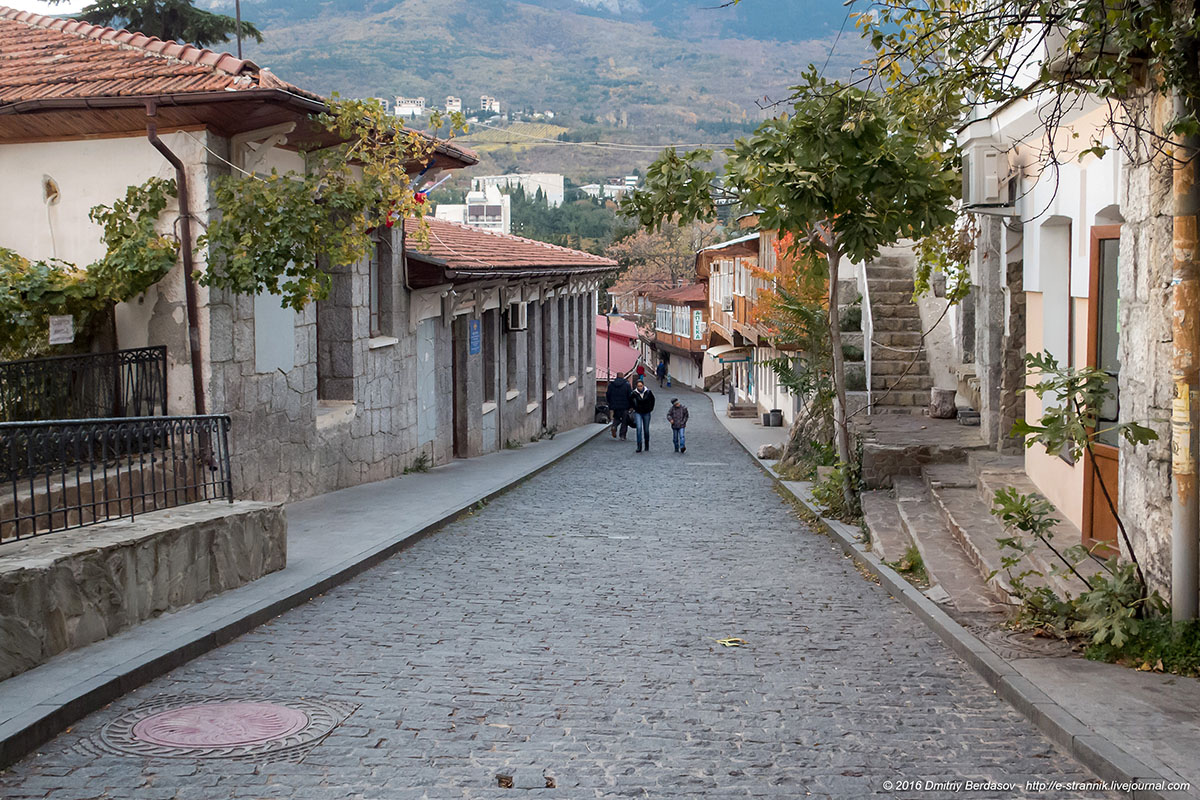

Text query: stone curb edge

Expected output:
[713,406,1195,800]
[0,424,609,769]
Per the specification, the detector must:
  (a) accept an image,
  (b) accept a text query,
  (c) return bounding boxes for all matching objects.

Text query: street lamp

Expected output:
[605,302,621,385]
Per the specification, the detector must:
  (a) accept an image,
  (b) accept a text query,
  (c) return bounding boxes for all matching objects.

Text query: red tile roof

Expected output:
[650,283,707,304]
[0,6,322,103]
[406,217,617,277]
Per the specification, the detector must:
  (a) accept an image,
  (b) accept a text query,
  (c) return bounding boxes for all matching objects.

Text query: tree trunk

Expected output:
[826,245,854,509]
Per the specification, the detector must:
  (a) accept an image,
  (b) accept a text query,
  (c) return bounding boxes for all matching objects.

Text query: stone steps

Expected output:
[872,331,924,347]
[870,290,918,306]
[872,374,934,391]
[868,390,930,408]
[727,404,758,419]
[861,489,914,563]
[892,476,1004,614]
[867,278,917,293]
[872,358,932,377]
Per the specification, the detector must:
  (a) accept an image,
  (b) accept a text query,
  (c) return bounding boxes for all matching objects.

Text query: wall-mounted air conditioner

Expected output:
[721,298,733,312]
[506,302,528,331]
[962,144,1018,214]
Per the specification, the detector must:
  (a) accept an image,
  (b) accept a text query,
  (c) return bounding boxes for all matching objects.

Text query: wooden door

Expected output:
[1082,226,1122,552]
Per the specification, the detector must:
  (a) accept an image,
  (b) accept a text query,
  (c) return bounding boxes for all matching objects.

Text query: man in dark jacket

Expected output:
[630,379,656,453]
[605,374,634,439]
[666,398,689,453]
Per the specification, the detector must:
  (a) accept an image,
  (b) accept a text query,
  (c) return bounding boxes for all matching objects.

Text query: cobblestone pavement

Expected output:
[1,394,1116,799]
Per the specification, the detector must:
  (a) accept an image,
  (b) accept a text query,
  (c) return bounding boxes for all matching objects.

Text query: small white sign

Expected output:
[48,315,74,345]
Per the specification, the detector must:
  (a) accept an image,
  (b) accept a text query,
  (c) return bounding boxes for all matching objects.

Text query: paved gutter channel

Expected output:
[710,394,1198,800]
[0,423,608,769]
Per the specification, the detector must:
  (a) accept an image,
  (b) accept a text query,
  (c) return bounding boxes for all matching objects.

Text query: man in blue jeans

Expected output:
[630,379,656,453]
[667,398,688,453]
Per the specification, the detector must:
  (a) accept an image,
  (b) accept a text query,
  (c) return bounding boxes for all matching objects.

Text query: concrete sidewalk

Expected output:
[709,391,1200,800]
[0,422,607,766]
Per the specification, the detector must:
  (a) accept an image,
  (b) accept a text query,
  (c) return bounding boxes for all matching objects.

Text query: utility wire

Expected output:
[456,120,736,152]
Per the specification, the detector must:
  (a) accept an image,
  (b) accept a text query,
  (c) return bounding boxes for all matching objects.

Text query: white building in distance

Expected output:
[433,184,511,235]
[445,96,462,113]
[393,96,426,118]
[472,173,564,208]
[480,95,501,114]
[372,97,390,113]
[580,183,629,200]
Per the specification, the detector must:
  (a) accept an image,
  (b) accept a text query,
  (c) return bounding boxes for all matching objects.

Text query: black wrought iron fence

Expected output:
[0,415,233,542]
[0,346,168,422]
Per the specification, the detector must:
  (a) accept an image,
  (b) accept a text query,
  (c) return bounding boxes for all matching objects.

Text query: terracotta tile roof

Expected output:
[651,283,707,304]
[406,217,617,276]
[0,5,322,103]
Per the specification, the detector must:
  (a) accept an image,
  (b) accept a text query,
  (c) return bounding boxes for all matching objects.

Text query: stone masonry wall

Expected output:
[0,501,285,681]
[1118,154,1175,593]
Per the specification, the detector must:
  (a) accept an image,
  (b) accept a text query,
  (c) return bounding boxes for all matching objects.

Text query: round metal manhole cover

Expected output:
[88,696,357,761]
[968,625,1077,659]
[131,702,309,748]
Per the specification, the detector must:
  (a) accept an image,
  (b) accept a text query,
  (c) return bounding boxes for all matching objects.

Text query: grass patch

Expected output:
[1085,618,1200,677]
[886,544,928,588]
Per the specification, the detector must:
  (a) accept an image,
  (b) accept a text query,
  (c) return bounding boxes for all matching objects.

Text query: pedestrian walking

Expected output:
[656,360,667,387]
[635,363,646,386]
[605,374,633,440]
[666,397,688,453]
[630,379,655,453]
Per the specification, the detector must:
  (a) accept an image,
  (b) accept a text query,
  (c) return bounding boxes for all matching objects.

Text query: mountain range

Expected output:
[207,0,867,178]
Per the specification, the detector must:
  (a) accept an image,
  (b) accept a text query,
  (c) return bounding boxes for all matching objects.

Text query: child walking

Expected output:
[667,398,689,454]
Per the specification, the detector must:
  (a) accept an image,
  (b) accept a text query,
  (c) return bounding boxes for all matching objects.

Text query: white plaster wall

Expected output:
[0,132,210,413]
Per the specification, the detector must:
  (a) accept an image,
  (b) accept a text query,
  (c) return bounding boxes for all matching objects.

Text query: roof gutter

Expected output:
[145,101,206,416]
[0,91,478,164]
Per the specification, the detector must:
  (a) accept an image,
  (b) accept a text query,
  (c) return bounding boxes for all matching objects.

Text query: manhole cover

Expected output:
[968,625,1077,659]
[132,702,309,748]
[85,696,357,762]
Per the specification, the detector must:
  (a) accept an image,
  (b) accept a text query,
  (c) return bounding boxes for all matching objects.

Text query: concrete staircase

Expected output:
[860,451,1105,617]
[866,259,933,414]
[726,403,758,420]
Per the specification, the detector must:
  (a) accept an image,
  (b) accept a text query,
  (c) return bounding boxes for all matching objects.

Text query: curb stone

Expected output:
[0,423,608,769]
[711,397,1196,800]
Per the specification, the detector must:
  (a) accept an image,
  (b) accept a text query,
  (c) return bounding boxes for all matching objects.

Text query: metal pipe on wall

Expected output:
[1171,88,1200,620]
[146,107,207,417]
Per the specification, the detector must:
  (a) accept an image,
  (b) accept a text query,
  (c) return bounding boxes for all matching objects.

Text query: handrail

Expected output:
[859,260,874,415]
[1,414,233,542]
[0,346,168,422]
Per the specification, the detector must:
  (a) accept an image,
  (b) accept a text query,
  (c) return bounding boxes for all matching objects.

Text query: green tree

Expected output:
[623,70,957,506]
[49,0,263,47]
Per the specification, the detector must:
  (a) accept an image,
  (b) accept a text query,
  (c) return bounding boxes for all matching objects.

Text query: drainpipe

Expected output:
[146,104,207,416]
[1171,87,1200,621]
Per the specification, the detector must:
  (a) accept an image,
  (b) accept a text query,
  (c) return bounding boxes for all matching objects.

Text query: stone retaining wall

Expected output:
[0,501,285,681]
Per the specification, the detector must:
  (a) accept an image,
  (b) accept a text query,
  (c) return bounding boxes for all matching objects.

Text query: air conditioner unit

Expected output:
[962,144,1018,214]
[506,302,528,331]
[721,298,733,312]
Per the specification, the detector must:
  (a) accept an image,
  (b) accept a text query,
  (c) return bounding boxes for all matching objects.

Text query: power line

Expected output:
[819,0,856,80]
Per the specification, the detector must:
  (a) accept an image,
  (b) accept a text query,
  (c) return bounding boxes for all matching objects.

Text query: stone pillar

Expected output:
[973,215,1006,446]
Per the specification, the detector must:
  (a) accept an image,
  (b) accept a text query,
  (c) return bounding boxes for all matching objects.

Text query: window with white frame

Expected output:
[656,305,672,333]
[673,305,688,336]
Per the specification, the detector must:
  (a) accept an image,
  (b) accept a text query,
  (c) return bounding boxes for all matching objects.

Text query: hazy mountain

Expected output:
[207,0,864,177]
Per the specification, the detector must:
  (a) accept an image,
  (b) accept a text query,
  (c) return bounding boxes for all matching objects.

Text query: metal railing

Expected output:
[1,415,233,542]
[0,346,168,422]
[858,260,874,414]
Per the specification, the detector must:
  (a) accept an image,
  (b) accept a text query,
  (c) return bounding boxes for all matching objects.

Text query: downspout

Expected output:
[1172,108,1200,620]
[146,104,207,416]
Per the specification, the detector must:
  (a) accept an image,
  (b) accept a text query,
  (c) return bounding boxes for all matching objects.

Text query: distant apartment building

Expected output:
[372,97,390,113]
[433,184,512,235]
[472,173,564,208]
[393,96,426,118]
[480,95,501,114]
[580,183,628,201]
[445,96,462,113]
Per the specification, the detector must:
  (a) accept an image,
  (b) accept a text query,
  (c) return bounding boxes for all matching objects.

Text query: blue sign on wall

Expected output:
[468,318,482,355]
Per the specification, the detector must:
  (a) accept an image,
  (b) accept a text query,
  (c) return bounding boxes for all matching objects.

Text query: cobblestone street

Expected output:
[0,395,1115,799]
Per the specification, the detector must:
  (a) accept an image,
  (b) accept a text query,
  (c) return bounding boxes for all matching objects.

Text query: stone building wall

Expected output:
[200,139,597,503]
[1117,154,1175,593]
